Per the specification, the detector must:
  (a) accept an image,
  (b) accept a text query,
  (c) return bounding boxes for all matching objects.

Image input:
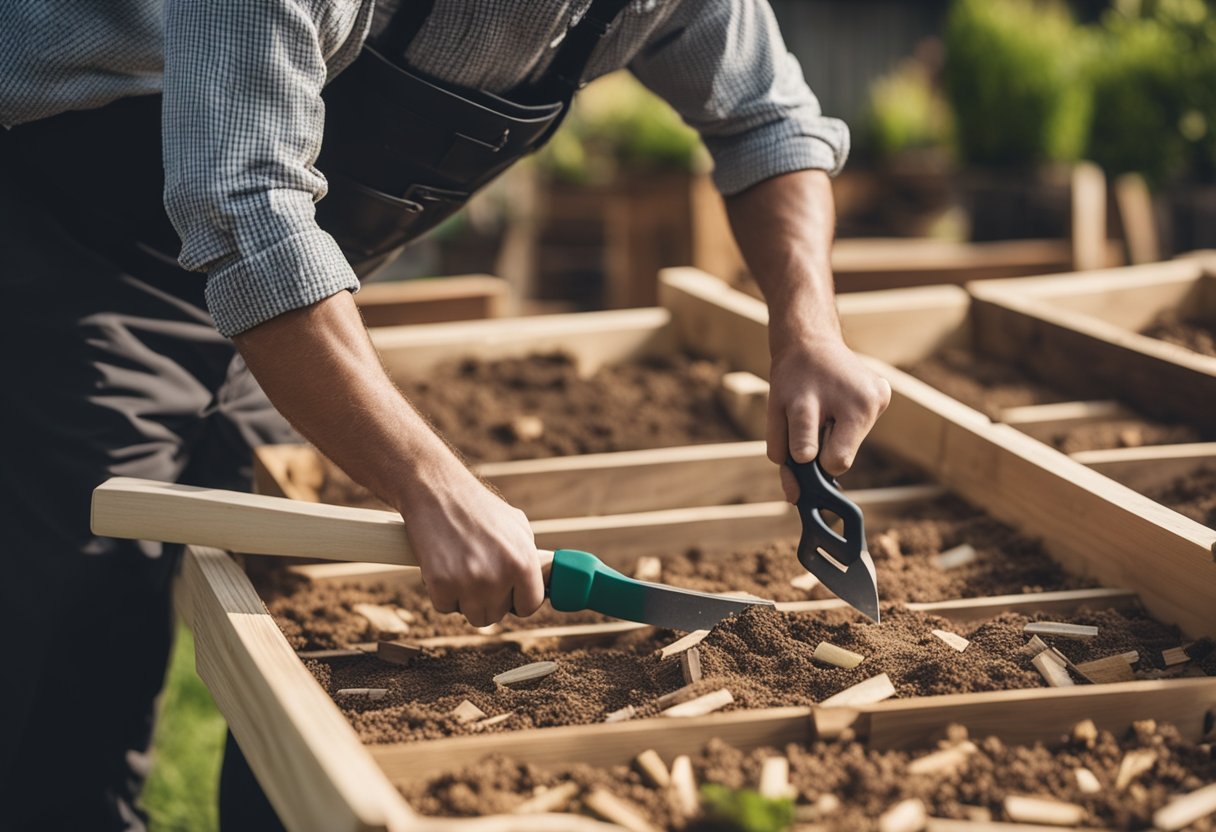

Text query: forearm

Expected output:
[232,291,459,515]
[724,169,840,347]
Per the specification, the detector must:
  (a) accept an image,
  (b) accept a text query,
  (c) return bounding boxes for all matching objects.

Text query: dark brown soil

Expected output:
[257,496,1087,651]
[903,348,1203,451]
[1142,309,1216,357]
[307,605,1206,745]
[1143,466,1216,529]
[400,722,1216,831]
[400,352,744,463]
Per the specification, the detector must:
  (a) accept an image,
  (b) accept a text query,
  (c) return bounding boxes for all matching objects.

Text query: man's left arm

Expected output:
[629,0,890,496]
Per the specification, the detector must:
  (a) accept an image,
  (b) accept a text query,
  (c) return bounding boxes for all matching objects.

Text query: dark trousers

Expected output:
[0,157,295,828]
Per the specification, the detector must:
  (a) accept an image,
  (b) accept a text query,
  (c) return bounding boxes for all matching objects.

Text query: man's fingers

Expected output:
[765,395,788,465]
[511,552,546,618]
[779,465,799,504]
[820,415,868,476]
[786,399,821,464]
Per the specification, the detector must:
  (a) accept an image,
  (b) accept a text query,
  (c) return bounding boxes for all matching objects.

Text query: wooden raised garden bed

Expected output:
[151,272,1216,831]
[354,275,508,328]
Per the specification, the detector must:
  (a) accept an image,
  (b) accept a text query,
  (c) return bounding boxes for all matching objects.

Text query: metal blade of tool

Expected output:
[788,459,881,622]
[548,549,774,630]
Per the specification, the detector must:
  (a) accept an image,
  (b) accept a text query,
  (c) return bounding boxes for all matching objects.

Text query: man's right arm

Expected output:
[162,0,543,625]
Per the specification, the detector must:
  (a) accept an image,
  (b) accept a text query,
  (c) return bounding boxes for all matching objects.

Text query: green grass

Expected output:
[142,621,226,832]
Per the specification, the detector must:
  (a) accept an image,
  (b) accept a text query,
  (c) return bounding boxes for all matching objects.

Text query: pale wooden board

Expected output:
[370,306,675,380]
[837,283,973,367]
[355,275,507,328]
[658,268,770,379]
[1072,443,1216,496]
[176,547,414,832]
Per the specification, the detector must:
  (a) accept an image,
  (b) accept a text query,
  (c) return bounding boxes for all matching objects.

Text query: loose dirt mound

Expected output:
[1142,309,1216,357]
[1144,466,1216,529]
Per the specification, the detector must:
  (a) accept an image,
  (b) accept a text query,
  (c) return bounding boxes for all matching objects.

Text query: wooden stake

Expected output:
[1114,748,1156,790]
[661,688,734,718]
[813,641,866,669]
[604,705,636,723]
[1020,636,1051,656]
[879,798,928,832]
[907,741,977,776]
[680,647,703,685]
[494,661,558,687]
[376,640,422,666]
[351,603,410,636]
[657,629,710,659]
[634,749,670,788]
[932,544,977,571]
[1162,646,1191,666]
[1032,651,1075,688]
[450,700,487,725]
[820,673,896,708]
[471,712,513,731]
[932,629,970,653]
[1153,782,1216,831]
[1075,654,1134,684]
[511,781,579,815]
[670,755,699,818]
[296,648,366,660]
[790,572,821,592]
[1074,767,1101,794]
[655,685,700,709]
[1002,795,1086,826]
[583,788,660,832]
[632,556,662,582]
[759,756,794,800]
[1023,622,1098,640]
[335,688,388,700]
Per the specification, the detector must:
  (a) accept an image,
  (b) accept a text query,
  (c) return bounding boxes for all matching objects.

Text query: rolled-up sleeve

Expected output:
[162,0,364,337]
[629,0,850,196]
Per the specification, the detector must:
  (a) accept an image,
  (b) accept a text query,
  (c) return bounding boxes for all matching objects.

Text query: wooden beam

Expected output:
[355,275,507,328]
[1070,161,1108,272]
[658,268,770,379]
[718,372,769,440]
[837,283,973,367]
[1071,442,1216,495]
[1113,173,1160,265]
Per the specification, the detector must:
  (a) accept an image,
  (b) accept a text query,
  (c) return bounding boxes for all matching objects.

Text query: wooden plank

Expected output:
[718,371,769,440]
[867,364,1216,639]
[1114,173,1160,265]
[176,547,413,832]
[355,275,507,328]
[658,268,771,379]
[369,306,674,380]
[1071,443,1216,495]
[1071,161,1108,272]
[836,283,973,367]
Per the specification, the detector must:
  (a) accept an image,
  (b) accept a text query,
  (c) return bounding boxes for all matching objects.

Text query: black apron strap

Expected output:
[536,0,635,101]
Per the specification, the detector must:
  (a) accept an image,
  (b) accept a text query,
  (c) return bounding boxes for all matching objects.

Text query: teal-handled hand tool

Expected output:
[89,478,774,631]
[787,458,880,622]
[546,548,773,630]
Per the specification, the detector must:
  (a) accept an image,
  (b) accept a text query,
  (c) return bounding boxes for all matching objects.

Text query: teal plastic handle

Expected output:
[550,548,647,618]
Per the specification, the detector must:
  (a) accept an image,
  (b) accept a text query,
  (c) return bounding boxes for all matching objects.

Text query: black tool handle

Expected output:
[787,458,865,567]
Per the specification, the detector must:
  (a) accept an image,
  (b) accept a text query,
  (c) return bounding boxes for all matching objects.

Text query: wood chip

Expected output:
[510,415,545,442]
[1120,650,1140,664]
[655,685,700,709]
[296,648,365,660]
[1032,651,1074,688]
[1003,795,1086,826]
[604,705,636,723]
[657,629,710,659]
[790,572,821,591]
[813,641,865,669]
[472,712,513,731]
[1020,635,1051,656]
[680,647,703,685]
[1072,719,1098,747]
[1075,654,1135,684]
[670,755,699,818]
[512,781,579,814]
[376,640,423,666]
[931,544,976,570]
[583,788,660,832]
[1162,646,1191,666]
[632,556,662,582]
[880,798,928,832]
[335,688,388,700]
[907,741,977,776]
[395,608,415,624]
[1023,622,1098,639]
[1074,767,1101,794]
[759,756,794,799]
[477,623,502,635]
[661,688,734,718]
[1115,748,1156,790]
[821,673,896,707]
[932,629,970,653]
[450,699,487,724]
[635,749,670,788]
[1153,782,1216,831]
[493,660,558,687]
[351,603,410,635]
[872,532,902,560]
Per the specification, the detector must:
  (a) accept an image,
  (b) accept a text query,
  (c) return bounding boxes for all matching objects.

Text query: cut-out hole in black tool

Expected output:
[816,546,848,573]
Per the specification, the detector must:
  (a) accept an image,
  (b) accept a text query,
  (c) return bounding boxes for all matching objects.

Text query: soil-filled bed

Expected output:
[256,495,1090,649]
[399,721,1216,831]
[1141,309,1216,357]
[904,348,1205,451]
[1143,466,1216,529]
[303,607,1213,745]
